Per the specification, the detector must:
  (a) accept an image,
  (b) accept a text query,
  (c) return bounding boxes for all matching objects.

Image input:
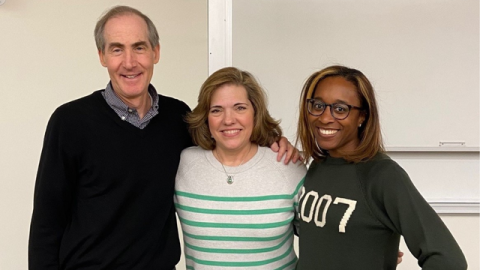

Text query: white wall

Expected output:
[0,1,207,269]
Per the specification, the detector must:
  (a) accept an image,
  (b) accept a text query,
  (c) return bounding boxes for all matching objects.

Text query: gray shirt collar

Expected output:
[102,82,160,129]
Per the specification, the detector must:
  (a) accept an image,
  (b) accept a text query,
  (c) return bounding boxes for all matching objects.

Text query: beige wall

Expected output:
[0,1,207,269]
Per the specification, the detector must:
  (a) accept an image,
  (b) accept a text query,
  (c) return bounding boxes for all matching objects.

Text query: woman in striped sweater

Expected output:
[174,67,306,269]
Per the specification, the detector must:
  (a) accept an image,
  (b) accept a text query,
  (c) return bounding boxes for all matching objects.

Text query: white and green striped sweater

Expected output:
[175,146,306,269]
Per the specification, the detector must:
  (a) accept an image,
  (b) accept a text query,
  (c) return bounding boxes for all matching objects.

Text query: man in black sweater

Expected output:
[28,5,296,270]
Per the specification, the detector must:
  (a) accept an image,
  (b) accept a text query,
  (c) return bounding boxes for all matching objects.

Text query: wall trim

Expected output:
[429,201,479,214]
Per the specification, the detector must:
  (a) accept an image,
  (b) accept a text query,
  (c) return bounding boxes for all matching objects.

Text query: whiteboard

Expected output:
[231,0,479,148]
[204,0,480,209]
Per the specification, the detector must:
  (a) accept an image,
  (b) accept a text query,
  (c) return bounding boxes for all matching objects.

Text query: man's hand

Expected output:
[270,136,302,164]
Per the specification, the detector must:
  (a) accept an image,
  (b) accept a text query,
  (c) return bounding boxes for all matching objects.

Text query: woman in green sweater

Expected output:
[295,65,467,269]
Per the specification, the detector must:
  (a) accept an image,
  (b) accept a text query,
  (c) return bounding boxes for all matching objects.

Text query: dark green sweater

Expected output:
[29,90,192,269]
[297,153,466,270]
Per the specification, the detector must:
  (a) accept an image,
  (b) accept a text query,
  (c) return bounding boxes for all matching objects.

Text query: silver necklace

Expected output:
[215,144,252,185]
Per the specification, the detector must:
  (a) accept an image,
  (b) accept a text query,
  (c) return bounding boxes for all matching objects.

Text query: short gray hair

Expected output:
[94,5,160,53]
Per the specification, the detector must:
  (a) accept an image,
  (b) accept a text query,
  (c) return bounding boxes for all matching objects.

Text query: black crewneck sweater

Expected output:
[29,90,193,269]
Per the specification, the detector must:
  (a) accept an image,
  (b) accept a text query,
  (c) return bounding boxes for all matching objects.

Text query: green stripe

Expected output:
[294,176,305,195]
[175,203,293,215]
[179,216,293,229]
[184,228,292,254]
[182,228,291,242]
[275,257,297,270]
[185,245,294,267]
[176,190,294,201]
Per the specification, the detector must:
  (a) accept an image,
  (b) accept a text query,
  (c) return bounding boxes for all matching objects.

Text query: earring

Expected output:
[358,123,362,128]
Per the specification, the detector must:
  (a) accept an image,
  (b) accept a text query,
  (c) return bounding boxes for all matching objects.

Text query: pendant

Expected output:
[227,175,234,185]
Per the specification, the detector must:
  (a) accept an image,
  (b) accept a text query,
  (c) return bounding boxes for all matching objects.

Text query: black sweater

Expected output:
[29,90,192,269]
[297,153,467,270]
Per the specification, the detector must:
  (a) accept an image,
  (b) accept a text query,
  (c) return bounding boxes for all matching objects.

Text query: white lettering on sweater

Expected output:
[300,188,357,233]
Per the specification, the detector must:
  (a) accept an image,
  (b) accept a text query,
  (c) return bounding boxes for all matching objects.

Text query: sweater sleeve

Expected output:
[29,107,77,269]
[368,158,467,270]
[293,183,304,237]
[286,162,307,237]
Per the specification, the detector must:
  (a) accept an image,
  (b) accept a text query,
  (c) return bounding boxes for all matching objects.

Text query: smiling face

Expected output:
[308,76,365,157]
[99,14,160,103]
[208,84,255,154]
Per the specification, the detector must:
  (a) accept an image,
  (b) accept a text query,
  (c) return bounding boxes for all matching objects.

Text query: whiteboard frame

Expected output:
[386,147,480,153]
[207,1,478,214]
[430,202,479,214]
[208,0,232,75]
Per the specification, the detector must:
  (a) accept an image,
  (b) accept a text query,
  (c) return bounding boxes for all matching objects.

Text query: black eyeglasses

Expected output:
[307,99,363,120]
